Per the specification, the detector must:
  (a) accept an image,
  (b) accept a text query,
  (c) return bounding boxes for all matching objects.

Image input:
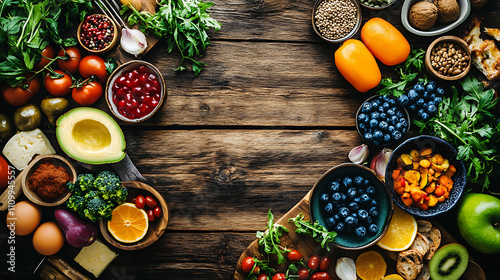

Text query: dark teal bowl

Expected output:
[309,163,393,250]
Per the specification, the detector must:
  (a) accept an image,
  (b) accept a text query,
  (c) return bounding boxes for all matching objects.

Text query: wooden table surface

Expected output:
[1,0,499,279]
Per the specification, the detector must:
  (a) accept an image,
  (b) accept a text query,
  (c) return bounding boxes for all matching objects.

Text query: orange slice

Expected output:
[107,203,149,243]
[356,251,387,280]
[382,274,404,280]
[377,205,417,251]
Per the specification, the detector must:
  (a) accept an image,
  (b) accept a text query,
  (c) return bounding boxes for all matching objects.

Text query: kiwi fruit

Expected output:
[429,243,468,280]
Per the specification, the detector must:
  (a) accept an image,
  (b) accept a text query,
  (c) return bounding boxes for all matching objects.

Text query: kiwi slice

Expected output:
[429,243,468,280]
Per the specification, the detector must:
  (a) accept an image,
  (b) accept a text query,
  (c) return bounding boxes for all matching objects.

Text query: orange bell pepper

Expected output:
[334,39,381,93]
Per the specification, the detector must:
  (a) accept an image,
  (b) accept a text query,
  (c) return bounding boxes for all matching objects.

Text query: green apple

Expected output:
[456,193,500,254]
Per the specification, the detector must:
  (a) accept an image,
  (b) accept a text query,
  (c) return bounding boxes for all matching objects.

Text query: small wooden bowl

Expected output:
[425,36,471,81]
[99,181,168,250]
[77,14,119,54]
[22,155,76,207]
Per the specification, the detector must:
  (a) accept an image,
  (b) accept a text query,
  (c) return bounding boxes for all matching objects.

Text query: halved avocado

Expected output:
[56,108,126,164]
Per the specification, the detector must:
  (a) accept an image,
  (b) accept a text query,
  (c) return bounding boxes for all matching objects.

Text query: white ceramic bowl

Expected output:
[401,0,471,36]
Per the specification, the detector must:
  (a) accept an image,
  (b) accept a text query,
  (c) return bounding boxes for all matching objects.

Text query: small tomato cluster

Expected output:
[133,195,162,222]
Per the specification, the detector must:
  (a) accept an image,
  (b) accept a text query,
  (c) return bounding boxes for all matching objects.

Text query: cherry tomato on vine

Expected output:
[272,273,286,280]
[319,256,331,271]
[310,272,330,280]
[44,70,72,96]
[71,81,102,106]
[134,195,145,209]
[57,46,81,74]
[287,249,303,262]
[241,257,258,274]
[145,196,157,208]
[257,274,268,280]
[308,255,320,270]
[147,209,155,222]
[2,77,41,106]
[0,155,11,191]
[298,268,309,280]
[79,55,108,83]
[36,45,56,69]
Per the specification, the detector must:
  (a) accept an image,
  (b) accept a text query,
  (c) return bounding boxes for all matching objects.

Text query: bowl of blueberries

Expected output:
[309,163,393,250]
[394,81,444,121]
[356,95,410,147]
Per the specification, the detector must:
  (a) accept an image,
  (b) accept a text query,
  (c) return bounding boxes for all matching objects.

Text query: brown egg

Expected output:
[6,200,42,236]
[32,221,65,256]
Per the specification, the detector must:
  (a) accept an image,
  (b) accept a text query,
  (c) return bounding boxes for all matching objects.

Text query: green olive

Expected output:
[0,113,14,140]
[14,104,42,131]
[41,97,70,125]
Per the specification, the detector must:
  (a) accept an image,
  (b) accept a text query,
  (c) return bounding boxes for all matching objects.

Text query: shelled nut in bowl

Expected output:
[312,0,362,43]
[356,0,397,10]
[77,14,119,54]
[309,163,393,250]
[425,36,471,81]
[106,60,166,123]
[22,155,77,207]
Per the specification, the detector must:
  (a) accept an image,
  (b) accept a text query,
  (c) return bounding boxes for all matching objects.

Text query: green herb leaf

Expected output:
[288,213,336,251]
[256,210,290,265]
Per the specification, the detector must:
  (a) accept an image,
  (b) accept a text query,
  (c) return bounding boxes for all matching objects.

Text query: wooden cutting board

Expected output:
[234,191,485,280]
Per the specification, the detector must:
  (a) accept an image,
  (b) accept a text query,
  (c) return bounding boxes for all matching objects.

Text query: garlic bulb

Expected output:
[348,144,369,164]
[370,147,393,177]
[121,28,147,57]
[335,257,356,280]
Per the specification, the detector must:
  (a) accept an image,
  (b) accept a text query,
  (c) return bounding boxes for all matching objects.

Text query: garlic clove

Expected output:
[370,147,393,177]
[120,28,148,57]
[349,144,369,164]
[335,257,356,280]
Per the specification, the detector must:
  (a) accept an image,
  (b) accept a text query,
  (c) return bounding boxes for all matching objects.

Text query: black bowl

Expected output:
[385,135,466,217]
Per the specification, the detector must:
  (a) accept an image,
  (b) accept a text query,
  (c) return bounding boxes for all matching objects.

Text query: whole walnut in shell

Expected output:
[434,0,460,23]
[409,1,439,30]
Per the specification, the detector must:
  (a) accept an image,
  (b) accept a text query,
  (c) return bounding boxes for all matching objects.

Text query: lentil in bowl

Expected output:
[312,0,362,43]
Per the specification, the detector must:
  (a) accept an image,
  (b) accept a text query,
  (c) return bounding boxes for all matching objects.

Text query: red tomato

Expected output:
[153,206,162,218]
[2,76,41,106]
[257,274,268,280]
[134,195,145,209]
[79,55,107,83]
[298,268,309,280]
[0,155,11,191]
[287,249,303,262]
[145,196,157,208]
[308,255,320,270]
[272,273,286,280]
[57,46,81,74]
[71,81,102,105]
[310,272,330,280]
[147,209,155,222]
[44,70,72,96]
[36,45,56,69]
[319,256,331,271]
[241,256,256,274]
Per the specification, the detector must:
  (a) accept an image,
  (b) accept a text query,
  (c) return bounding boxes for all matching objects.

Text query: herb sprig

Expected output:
[414,76,500,192]
[256,210,290,265]
[288,213,336,251]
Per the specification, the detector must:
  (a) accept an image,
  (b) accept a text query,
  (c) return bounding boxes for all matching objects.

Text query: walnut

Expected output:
[434,0,460,24]
[409,1,439,30]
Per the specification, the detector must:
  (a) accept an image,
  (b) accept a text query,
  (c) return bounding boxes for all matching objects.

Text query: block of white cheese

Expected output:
[74,240,118,278]
[2,129,56,170]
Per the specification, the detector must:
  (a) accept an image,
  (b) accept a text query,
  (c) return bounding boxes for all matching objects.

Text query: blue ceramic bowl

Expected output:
[385,135,466,217]
[309,163,393,250]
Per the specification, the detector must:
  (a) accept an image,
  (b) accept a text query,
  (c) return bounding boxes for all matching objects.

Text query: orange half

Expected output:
[107,203,149,243]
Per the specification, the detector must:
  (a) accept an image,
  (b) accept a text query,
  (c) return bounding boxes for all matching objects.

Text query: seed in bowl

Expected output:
[360,0,394,8]
[314,0,357,40]
[430,42,469,77]
[80,14,115,51]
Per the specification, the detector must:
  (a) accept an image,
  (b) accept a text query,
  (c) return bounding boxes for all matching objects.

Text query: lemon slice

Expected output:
[377,205,417,251]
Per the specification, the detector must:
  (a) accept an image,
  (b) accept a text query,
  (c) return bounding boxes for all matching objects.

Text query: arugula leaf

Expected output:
[288,213,336,251]
[256,210,290,265]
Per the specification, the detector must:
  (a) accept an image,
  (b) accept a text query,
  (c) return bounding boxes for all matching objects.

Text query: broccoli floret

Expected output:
[66,195,85,216]
[84,190,100,201]
[94,171,127,203]
[84,196,113,222]
[75,173,96,192]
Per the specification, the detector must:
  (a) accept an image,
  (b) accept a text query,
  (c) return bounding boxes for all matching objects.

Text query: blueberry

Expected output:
[383,133,391,142]
[343,177,353,188]
[364,215,373,225]
[395,122,404,131]
[396,110,403,118]
[430,93,436,100]
[339,207,350,218]
[370,111,380,120]
[359,194,370,204]
[378,106,385,113]
[368,224,379,235]
[387,109,395,116]
[379,121,388,131]
[397,94,409,107]
[369,207,379,217]
[330,181,340,192]
[369,119,379,129]
[364,132,373,141]
[335,222,345,233]
[363,179,370,186]
[324,203,333,214]
[366,186,376,195]
[426,82,437,92]
[408,104,417,112]
[388,125,395,133]
[353,197,360,203]
[349,202,360,212]
[345,216,357,227]
[355,226,367,237]
[408,89,419,102]
[361,102,372,113]
[414,83,425,93]
[388,98,396,106]
[422,91,430,101]
[358,122,367,133]
[382,102,390,110]
[436,87,445,96]
[422,112,430,121]
[358,210,369,221]
[392,130,402,140]
[434,97,443,104]
[379,112,387,120]
[428,104,437,116]
[352,213,357,218]
[371,100,380,110]
[333,214,340,221]
[347,188,357,198]
[331,192,342,202]
[357,113,368,123]
[373,130,383,141]
[341,193,347,202]
[381,95,390,101]
[416,98,425,108]
[418,109,425,118]
[400,118,409,128]
[369,198,378,207]
[422,102,429,111]
[326,217,336,228]
[427,101,435,108]
[354,176,364,186]
[320,193,329,204]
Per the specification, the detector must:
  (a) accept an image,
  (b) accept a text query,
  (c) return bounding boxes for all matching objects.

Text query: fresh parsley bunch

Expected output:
[415,76,500,192]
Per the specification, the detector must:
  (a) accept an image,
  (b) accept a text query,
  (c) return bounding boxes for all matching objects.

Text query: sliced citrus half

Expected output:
[356,251,387,280]
[382,274,404,280]
[377,205,417,251]
[107,203,149,243]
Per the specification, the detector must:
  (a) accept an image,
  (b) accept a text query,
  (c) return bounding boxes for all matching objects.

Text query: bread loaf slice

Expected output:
[421,227,441,260]
[408,232,430,258]
[416,262,430,280]
[417,220,432,233]
[397,250,423,280]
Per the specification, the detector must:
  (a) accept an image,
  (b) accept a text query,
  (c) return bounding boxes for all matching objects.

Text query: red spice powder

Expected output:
[28,162,72,200]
